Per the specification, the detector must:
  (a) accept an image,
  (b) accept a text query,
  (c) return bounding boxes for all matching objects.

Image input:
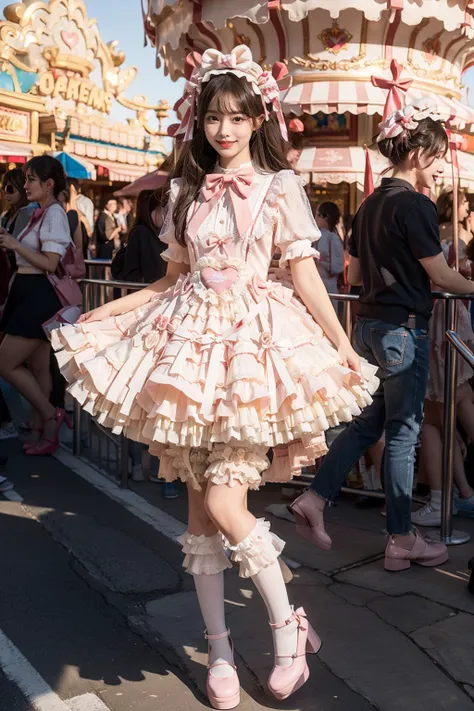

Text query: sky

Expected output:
[86,0,184,142]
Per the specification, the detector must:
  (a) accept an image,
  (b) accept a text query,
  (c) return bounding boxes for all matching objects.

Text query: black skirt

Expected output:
[0,273,62,341]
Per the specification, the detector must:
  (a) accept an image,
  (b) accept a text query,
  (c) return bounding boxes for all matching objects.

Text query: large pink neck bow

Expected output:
[188,167,255,240]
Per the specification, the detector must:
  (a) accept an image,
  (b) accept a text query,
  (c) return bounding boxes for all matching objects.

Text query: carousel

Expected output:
[144,0,474,215]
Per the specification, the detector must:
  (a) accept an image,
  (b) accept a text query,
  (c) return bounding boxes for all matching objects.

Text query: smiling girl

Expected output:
[52,46,378,707]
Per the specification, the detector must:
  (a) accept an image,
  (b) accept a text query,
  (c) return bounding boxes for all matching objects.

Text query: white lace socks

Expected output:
[228,519,297,668]
[194,572,235,679]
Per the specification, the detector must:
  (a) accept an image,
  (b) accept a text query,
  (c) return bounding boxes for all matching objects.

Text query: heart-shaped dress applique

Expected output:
[201,267,239,295]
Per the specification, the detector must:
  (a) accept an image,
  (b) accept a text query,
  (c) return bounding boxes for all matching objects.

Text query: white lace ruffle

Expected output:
[224,518,285,578]
[206,445,269,490]
[178,531,232,576]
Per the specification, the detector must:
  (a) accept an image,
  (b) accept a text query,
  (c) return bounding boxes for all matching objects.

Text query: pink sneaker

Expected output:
[267,607,321,700]
[384,529,449,572]
[205,629,240,710]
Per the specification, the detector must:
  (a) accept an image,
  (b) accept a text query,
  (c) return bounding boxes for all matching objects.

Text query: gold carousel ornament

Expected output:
[318,21,352,56]
[143,0,474,207]
[0,0,169,178]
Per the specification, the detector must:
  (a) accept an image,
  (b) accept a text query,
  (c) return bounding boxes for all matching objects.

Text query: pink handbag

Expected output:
[18,202,84,308]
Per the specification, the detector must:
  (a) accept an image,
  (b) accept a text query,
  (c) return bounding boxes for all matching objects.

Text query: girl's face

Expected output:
[468,209,474,233]
[414,149,445,189]
[314,208,328,230]
[204,94,261,167]
[3,183,21,208]
[25,170,53,203]
[458,194,469,223]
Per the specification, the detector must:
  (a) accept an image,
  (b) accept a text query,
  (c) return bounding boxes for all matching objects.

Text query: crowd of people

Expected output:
[1,43,474,709]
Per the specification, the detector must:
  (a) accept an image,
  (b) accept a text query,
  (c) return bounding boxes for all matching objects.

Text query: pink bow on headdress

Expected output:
[371,59,413,121]
[377,97,441,142]
[173,45,291,142]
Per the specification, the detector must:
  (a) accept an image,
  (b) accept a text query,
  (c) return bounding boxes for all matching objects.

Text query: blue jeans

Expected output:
[311,318,430,535]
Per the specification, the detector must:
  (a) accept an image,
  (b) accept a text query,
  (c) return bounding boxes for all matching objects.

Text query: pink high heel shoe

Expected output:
[290,490,332,551]
[26,408,72,457]
[205,629,240,710]
[268,607,321,700]
[22,428,42,451]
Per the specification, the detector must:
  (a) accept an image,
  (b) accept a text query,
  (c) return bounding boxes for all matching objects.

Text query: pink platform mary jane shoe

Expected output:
[205,629,240,710]
[267,607,321,701]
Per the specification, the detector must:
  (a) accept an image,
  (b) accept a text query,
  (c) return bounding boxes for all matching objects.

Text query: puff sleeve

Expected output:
[40,204,71,256]
[273,171,320,267]
[160,179,190,265]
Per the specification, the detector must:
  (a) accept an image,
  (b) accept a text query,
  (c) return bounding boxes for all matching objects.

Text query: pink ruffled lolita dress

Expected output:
[52,163,378,490]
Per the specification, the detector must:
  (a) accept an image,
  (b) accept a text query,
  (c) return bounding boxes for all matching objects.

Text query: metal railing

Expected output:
[72,272,145,486]
[69,274,474,544]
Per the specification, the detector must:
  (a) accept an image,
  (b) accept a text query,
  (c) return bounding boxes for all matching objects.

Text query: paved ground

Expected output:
[1,431,474,711]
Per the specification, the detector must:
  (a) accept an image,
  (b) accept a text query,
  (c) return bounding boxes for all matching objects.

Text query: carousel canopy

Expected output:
[294,145,389,189]
[283,82,474,131]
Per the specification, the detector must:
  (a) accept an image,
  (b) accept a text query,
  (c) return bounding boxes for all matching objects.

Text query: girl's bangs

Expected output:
[200,74,259,118]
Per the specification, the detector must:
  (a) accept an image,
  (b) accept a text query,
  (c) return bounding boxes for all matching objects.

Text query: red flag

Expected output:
[364,146,374,199]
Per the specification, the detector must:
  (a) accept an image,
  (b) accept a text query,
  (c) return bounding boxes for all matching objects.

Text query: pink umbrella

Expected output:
[114,170,168,197]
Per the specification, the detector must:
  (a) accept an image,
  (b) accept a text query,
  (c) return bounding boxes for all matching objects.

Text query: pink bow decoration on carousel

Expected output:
[188,166,255,239]
[371,59,413,121]
[377,97,441,142]
[172,45,291,142]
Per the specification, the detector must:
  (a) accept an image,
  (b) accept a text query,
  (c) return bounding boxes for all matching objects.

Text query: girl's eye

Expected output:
[233,116,244,122]
[206,115,218,122]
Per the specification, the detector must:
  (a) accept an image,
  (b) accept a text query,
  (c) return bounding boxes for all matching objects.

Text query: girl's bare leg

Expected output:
[0,336,55,432]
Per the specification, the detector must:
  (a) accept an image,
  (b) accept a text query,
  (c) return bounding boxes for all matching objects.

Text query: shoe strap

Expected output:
[204,628,230,641]
[269,606,307,630]
[207,660,237,671]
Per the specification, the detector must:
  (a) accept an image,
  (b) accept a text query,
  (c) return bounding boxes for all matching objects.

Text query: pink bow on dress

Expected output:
[188,166,255,239]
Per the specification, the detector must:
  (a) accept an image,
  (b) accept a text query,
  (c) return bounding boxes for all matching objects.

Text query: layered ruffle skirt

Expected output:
[52,257,379,490]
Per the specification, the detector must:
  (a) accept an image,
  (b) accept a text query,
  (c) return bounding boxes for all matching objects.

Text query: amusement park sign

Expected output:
[38,73,113,114]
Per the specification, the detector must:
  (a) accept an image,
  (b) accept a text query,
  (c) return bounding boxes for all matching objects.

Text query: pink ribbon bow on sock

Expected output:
[188,166,255,239]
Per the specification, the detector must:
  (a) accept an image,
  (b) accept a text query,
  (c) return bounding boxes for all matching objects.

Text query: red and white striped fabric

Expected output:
[282,81,474,129]
[293,145,389,187]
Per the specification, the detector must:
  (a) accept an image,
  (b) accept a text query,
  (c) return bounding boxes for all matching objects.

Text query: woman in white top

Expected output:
[313,201,345,306]
[0,156,72,455]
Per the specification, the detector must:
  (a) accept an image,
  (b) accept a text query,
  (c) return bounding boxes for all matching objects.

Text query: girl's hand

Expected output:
[0,232,18,251]
[338,342,361,373]
[77,303,114,324]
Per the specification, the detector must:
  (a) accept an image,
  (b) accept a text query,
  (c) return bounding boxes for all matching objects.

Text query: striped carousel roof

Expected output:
[283,81,474,130]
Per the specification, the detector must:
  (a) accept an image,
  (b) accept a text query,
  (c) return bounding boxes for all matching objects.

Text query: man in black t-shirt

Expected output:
[293,176,474,571]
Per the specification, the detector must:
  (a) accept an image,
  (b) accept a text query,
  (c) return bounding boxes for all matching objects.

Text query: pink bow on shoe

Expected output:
[188,166,255,239]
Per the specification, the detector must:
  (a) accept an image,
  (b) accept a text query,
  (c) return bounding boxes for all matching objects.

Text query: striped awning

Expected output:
[0,141,33,162]
[441,150,474,191]
[283,82,474,129]
[91,159,154,183]
[294,145,389,188]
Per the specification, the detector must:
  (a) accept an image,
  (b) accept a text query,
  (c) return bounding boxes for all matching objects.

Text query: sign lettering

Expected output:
[38,72,113,114]
[0,108,31,141]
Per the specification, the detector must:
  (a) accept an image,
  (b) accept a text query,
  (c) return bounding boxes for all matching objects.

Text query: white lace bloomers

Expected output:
[52,164,378,490]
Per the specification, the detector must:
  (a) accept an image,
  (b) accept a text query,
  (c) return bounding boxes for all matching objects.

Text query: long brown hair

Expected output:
[132,190,160,234]
[169,73,290,246]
